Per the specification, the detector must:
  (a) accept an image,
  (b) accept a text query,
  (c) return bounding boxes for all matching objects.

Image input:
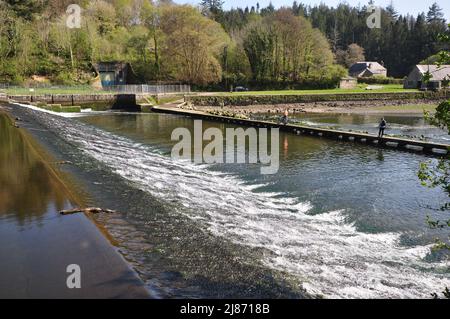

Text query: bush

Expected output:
[192,67,348,92]
[51,104,62,112]
[53,72,75,85]
[357,77,403,85]
[61,106,81,113]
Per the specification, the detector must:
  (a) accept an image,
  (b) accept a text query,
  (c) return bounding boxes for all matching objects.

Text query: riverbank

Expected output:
[0,105,150,299]
[190,102,439,115]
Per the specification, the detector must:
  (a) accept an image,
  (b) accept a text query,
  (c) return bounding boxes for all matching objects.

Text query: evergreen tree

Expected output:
[427,2,445,24]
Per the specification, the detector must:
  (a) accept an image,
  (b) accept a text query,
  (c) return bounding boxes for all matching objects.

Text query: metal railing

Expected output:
[0,84,191,95]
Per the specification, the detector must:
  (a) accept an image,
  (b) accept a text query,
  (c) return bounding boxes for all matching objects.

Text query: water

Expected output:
[0,113,75,223]
[251,112,450,143]
[5,107,450,298]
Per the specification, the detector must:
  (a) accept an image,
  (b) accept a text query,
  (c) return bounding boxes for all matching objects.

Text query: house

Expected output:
[95,62,138,87]
[339,76,357,89]
[403,65,450,90]
[348,62,387,78]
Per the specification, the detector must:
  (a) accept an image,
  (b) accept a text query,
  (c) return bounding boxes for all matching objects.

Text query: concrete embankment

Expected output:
[7,93,141,110]
[152,105,450,156]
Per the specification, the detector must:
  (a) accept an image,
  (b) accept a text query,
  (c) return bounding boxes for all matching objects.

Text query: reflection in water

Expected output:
[0,113,74,224]
[377,149,385,161]
[6,108,449,298]
[283,136,289,159]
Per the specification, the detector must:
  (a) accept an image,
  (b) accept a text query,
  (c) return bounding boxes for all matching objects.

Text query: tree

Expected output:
[418,24,450,298]
[427,2,445,24]
[86,0,117,36]
[243,9,335,83]
[336,43,365,68]
[160,5,229,85]
[200,0,224,13]
[141,1,162,80]
[200,0,224,21]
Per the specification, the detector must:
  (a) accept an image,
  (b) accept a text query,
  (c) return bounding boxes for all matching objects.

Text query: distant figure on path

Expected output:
[378,118,387,138]
[281,109,289,125]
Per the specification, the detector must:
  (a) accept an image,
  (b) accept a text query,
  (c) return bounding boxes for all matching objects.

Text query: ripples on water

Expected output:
[252,113,449,143]
[18,107,450,298]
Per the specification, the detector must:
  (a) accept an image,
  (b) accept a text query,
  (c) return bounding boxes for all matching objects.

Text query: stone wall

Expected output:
[186,91,448,107]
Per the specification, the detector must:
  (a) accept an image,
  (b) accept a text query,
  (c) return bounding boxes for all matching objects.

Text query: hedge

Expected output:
[357,77,404,85]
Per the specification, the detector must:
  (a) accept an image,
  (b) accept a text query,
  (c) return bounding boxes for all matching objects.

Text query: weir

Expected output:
[152,105,450,156]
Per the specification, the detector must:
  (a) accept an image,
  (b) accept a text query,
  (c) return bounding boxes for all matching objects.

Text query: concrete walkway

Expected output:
[152,105,449,155]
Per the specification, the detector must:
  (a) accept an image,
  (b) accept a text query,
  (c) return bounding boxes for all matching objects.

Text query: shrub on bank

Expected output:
[358,76,403,85]
[51,104,62,112]
[61,106,81,113]
[33,102,81,113]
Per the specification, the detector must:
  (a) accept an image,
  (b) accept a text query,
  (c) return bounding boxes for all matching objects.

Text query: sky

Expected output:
[174,0,450,20]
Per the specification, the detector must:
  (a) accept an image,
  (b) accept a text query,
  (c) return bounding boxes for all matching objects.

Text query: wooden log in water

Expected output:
[60,207,118,215]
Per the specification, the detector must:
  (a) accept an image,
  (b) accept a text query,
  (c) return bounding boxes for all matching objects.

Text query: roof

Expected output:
[416,65,450,81]
[349,62,387,75]
[95,61,130,73]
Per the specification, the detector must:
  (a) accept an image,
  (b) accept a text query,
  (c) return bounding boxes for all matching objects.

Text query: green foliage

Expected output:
[220,2,448,78]
[418,21,450,298]
[3,0,46,20]
[53,72,76,86]
[425,101,450,134]
[61,106,81,113]
[357,77,403,85]
[0,1,448,88]
[242,10,335,83]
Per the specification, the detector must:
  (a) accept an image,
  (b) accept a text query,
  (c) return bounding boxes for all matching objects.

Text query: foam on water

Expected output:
[26,107,449,298]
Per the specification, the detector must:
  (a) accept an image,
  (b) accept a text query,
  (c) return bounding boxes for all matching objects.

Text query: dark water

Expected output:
[251,112,450,143]
[4,107,450,298]
[0,113,75,223]
[0,112,151,299]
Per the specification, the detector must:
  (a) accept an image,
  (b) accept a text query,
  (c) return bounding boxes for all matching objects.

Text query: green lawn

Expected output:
[213,84,419,96]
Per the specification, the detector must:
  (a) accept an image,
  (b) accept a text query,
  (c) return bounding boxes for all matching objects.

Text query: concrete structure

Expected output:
[153,105,449,155]
[339,77,357,89]
[349,62,387,78]
[95,62,138,87]
[404,65,450,90]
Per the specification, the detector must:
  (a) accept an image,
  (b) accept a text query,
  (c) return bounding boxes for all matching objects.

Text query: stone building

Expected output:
[403,65,450,90]
[349,62,387,78]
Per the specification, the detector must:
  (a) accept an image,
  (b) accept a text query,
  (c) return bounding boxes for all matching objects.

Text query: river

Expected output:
[3,105,450,298]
